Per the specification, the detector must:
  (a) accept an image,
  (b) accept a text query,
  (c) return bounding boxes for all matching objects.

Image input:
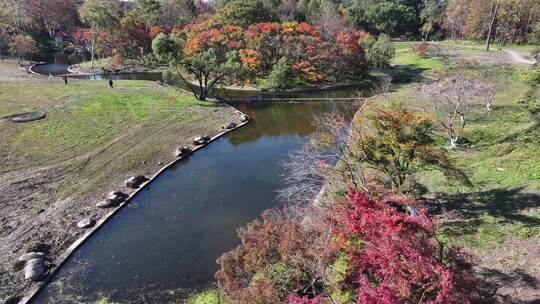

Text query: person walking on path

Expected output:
[109,79,114,88]
[63,75,68,85]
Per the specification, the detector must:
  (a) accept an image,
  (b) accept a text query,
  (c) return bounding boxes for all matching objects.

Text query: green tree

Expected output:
[297,0,321,20]
[160,0,196,27]
[420,0,448,40]
[352,105,469,192]
[366,34,395,68]
[342,0,422,35]
[129,0,162,27]
[78,0,120,68]
[262,56,294,90]
[152,33,243,101]
[0,0,32,33]
[213,0,274,26]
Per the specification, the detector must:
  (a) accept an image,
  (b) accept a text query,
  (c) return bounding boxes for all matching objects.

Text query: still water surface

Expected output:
[32,101,358,303]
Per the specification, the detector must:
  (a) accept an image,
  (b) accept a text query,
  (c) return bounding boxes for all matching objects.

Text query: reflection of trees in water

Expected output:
[228,102,357,147]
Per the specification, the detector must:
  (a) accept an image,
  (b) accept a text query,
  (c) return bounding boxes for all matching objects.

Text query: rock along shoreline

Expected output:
[19,69,251,304]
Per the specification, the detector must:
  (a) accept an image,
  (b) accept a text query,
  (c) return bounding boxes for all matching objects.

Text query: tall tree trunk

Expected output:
[90,29,96,69]
[485,0,500,51]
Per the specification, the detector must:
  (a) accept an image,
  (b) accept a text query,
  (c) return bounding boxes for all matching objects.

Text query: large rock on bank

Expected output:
[77,218,96,229]
[125,175,149,189]
[18,252,45,262]
[24,258,45,281]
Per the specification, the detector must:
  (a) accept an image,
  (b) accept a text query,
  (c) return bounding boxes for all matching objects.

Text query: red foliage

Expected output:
[244,22,282,70]
[182,15,214,36]
[116,17,151,60]
[413,42,441,58]
[9,35,36,61]
[292,60,324,83]
[184,25,243,57]
[216,185,479,304]
[337,190,476,304]
[335,31,364,55]
[216,209,336,304]
[73,28,93,44]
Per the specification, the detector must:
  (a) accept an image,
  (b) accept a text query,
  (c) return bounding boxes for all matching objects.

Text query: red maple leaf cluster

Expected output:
[336,190,477,304]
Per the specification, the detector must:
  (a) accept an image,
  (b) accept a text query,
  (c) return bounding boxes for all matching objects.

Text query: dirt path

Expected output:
[505,50,537,65]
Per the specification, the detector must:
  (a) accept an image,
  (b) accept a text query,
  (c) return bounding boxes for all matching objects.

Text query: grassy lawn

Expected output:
[3,80,202,161]
[442,39,538,52]
[378,45,540,300]
[383,44,540,255]
[0,61,238,299]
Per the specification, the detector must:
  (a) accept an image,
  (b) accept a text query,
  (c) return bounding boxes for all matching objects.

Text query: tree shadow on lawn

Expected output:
[430,188,540,302]
[477,267,540,304]
[429,186,540,228]
[389,65,429,84]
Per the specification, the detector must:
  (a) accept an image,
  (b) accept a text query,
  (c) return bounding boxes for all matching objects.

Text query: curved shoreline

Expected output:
[67,64,163,76]
[19,69,252,304]
[64,63,371,94]
[28,63,47,76]
[21,116,250,304]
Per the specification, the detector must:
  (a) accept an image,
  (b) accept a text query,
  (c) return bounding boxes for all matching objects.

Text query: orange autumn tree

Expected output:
[152,25,246,100]
[153,17,370,96]
[9,35,37,63]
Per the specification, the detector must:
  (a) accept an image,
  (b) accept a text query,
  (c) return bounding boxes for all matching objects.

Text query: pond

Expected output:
[30,52,371,101]
[30,63,361,303]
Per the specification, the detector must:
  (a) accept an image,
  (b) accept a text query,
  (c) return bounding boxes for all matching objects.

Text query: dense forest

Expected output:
[1,0,539,96]
[2,0,540,43]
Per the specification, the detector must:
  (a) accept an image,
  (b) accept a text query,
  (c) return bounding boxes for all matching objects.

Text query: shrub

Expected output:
[216,208,335,304]
[336,190,479,303]
[186,289,232,304]
[518,68,540,127]
[25,242,49,253]
[12,260,26,272]
[108,49,122,69]
[515,226,540,240]
[367,34,395,68]
[162,69,181,86]
[413,41,440,58]
[519,69,540,86]
[260,57,294,90]
[216,189,480,304]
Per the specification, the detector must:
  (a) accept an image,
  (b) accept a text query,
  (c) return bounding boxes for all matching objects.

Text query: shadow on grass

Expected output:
[389,65,429,84]
[477,267,540,304]
[432,187,540,224]
[429,187,540,248]
[430,188,540,302]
